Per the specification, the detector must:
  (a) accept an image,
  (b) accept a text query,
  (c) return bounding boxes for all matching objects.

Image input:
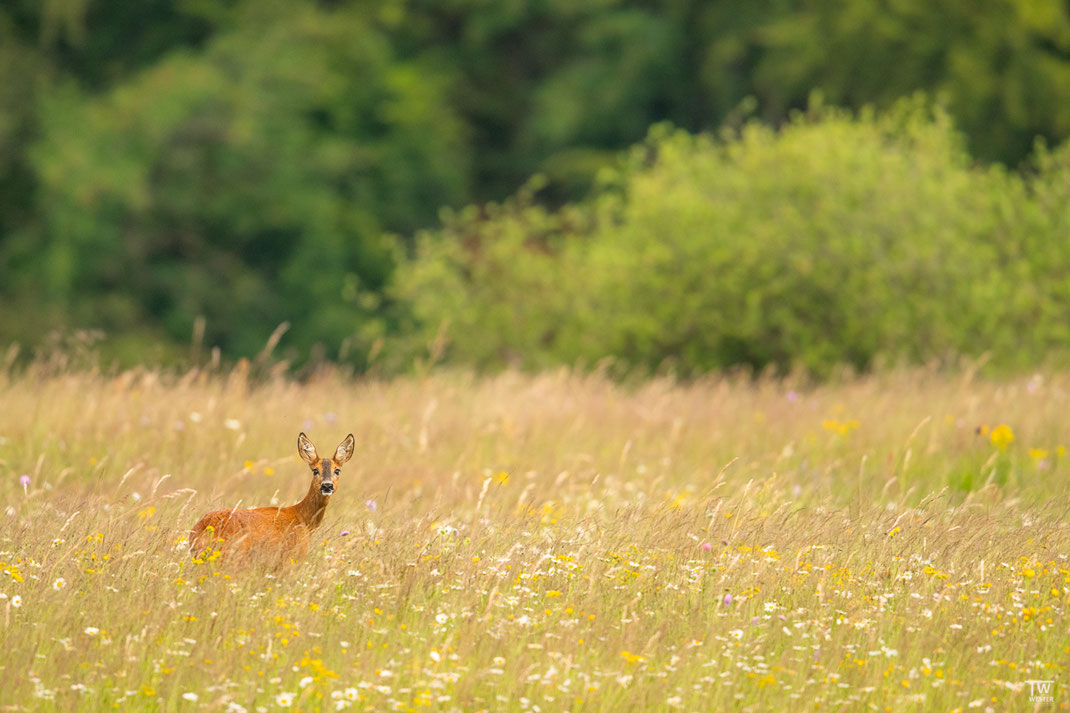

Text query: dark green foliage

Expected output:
[3,0,1070,370]
[20,3,468,361]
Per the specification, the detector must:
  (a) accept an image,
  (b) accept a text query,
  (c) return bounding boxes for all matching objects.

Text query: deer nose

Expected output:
[320,482,335,495]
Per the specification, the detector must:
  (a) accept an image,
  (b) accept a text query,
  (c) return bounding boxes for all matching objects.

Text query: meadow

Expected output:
[1,363,1068,712]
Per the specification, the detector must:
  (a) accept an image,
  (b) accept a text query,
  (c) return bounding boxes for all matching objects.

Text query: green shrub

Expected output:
[394,101,1070,376]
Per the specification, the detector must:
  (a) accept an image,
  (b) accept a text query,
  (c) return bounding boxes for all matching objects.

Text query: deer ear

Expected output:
[297,432,318,463]
[335,434,355,464]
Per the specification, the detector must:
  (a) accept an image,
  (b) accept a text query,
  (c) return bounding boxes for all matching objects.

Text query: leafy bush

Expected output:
[395,101,1070,376]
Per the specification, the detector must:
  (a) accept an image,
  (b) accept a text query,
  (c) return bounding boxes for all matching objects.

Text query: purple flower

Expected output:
[19,475,30,488]
[365,499,377,512]
[723,593,732,605]
[700,542,712,551]
[340,530,351,537]
[786,390,799,402]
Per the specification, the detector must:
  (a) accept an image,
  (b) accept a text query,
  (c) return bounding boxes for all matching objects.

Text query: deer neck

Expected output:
[292,482,330,529]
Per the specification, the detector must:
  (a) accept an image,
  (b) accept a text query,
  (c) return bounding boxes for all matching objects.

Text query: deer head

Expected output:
[298,432,355,496]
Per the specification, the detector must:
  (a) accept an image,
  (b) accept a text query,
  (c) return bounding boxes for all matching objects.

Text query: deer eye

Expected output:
[312,469,320,476]
[334,469,340,476]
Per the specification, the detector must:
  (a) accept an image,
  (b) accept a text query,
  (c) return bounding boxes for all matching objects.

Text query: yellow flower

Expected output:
[494,472,510,485]
[545,590,562,598]
[821,418,860,435]
[989,424,1014,450]
[1028,448,1049,461]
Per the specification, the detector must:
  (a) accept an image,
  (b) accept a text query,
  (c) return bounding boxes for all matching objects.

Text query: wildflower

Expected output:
[723,594,732,605]
[340,531,351,537]
[822,418,860,435]
[365,499,377,512]
[299,676,313,689]
[52,578,66,591]
[435,613,448,625]
[700,542,712,551]
[182,692,198,702]
[429,650,441,663]
[1028,448,1049,461]
[786,390,799,402]
[276,692,295,707]
[19,475,30,488]
[493,657,506,665]
[729,629,743,640]
[226,703,248,713]
[764,602,777,612]
[11,595,22,608]
[84,627,99,636]
[989,424,1014,450]
[224,418,242,431]
[344,688,358,700]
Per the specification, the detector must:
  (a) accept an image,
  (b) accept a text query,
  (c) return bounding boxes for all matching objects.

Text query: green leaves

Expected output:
[29,5,468,363]
[398,103,1070,376]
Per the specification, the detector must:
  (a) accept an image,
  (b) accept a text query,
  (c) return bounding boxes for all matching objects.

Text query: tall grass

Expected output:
[1,365,1067,711]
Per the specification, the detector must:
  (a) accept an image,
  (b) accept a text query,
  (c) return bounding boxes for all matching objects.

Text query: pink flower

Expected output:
[340,530,351,537]
[700,542,712,551]
[723,593,732,605]
[19,475,30,488]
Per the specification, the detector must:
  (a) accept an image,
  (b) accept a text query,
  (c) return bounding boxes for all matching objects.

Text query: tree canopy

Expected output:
[2,0,1070,370]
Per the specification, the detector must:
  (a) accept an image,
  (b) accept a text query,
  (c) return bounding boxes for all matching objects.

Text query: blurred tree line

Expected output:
[2,0,1070,371]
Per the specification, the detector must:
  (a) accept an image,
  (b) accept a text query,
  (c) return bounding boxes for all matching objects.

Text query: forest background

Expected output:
[3,0,1070,376]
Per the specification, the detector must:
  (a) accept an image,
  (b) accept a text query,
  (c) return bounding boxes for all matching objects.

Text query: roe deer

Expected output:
[189,433,354,562]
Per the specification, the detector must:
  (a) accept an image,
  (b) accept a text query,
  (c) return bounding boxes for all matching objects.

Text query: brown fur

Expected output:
[189,433,354,563]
